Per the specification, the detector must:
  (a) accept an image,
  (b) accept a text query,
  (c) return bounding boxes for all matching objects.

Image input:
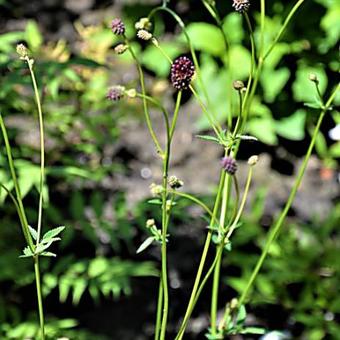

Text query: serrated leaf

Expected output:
[42,226,65,241]
[136,236,155,254]
[196,134,221,143]
[19,246,34,258]
[28,226,37,240]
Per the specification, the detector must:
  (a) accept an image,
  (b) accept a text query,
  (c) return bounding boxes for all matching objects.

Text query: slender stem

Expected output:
[189,85,222,136]
[154,279,163,340]
[260,0,266,59]
[170,91,182,139]
[175,172,226,340]
[159,91,182,339]
[210,173,232,334]
[263,0,305,61]
[0,183,26,231]
[136,93,171,134]
[34,257,45,340]
[126,40,163,156]
[0,114,34,250]
[26,57,45,244]
[238,84,339,307]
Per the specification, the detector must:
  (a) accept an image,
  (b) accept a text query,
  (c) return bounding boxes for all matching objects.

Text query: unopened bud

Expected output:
[248,155,259,166]
[125,89,137,98]
[309,73,319,84]
[135,17,152,31]
[16,44,28,58]
[230,298,238,309]
[150,183,163,197]
[137,29,153,41]
[114,43,128,55]
[168,175,184,189]
[146,219,156,228]
[233,80,245,91]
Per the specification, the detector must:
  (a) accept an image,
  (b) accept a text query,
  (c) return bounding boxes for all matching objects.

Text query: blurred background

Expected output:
[0,0,339,339]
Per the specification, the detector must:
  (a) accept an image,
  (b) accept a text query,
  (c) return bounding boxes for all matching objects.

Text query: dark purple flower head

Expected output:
[170,56,195,90]
[221,156,237,175]
[107,86,125,101]
[111,18,125,35]
[232,0,250,13]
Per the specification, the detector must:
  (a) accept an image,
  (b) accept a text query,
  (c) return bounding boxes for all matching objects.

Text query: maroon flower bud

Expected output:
[232,0,250,13]
[170,56,195,90]
[221,156,237,175]
[107,86,125,101]
[111,18,125,35]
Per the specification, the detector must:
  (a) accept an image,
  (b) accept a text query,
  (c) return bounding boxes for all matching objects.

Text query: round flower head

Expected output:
[232,0,250,13]
[170,56,195,90]
[107,86,125,101]
[111,18,125,35]
[221,156,237,175]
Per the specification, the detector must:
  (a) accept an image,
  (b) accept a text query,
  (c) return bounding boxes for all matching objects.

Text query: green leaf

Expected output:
[25,20,43,52]
[261,67,290,102]
[236,305,247,325]
[292,65,328,102]
[28,226,37,241]
[19,246,34,258]
[329,142,340,158]
[88,257,108,278]
[147,199,162,205]
[304,102,323,109]
[40,251,56,257]
[275,109,306,141]
[240,327,266,335]
[222,13,244,44]
[196,134,220,143]
[248,118,278,145]
[184,23,225,56]
[42,226,65,241]
[72,278,87,305]
[136,236,155,254]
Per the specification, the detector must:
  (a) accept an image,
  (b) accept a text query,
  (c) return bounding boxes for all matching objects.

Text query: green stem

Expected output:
[189,85,222,136]
[159,91,182,340]
[260,0,265,59]
[126,39,163,156]
[26,57,45,244]
[0,114,34,250]
[210,173,232,335]
[154,279,163,340]
[238,84,339,307]
[175,171,226,340]
[0,183,26,232]
[263,0,305,61]
[34,257,45,340]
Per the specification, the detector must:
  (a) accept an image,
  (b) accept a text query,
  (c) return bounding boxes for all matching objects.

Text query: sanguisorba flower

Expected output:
[232,0,250,13]
[170,56,195,90]
[221,156,237,175]
[111,18,125,35]
[107,86,125,101]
